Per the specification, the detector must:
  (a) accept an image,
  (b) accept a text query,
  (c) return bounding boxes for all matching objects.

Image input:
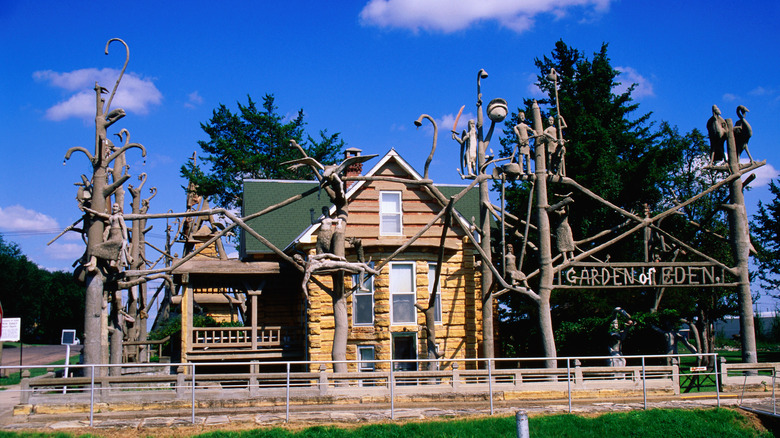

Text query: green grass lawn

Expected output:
[0,408,768,437]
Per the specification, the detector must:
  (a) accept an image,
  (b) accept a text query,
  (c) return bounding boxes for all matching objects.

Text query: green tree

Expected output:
[649,125,737,364]
[181,94,345,210]
[496,41,686,357]
[0,234,85,343]
[753,179,780,297]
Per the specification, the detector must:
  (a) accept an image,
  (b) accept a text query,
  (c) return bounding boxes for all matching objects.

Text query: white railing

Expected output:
[11,353,721,427]
[191,325,301,350]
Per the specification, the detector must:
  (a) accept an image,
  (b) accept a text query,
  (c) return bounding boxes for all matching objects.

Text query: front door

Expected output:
[392,333,417,371]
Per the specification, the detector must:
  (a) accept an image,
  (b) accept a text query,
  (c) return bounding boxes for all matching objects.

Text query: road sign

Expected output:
[0,318,20,342]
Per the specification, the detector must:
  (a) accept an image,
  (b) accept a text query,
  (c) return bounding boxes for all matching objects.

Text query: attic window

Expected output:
[380,191,402,235]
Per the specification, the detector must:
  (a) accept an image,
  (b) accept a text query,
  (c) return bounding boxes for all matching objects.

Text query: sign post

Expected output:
[61,330,78,394]
[0,318,21,376]
[61,330,78,379]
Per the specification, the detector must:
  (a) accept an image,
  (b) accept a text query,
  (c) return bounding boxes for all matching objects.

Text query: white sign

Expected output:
[0,318,21,342]
[61,330,78,345]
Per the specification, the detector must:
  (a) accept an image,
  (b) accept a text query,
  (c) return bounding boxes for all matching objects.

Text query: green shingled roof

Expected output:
[241,179,480,256]
[241,180,332,255]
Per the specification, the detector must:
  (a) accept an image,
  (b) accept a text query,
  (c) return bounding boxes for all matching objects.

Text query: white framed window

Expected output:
[427,264,442,324]
[358,345,376,372]
[352,263,374,326]
[380,191,403,235]
[390,262,416,324]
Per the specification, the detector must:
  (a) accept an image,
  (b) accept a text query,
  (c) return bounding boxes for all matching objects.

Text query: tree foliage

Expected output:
[752,179,780,297]
[496,41,734,357]
[0,234,84,343]
[181,94,345,210]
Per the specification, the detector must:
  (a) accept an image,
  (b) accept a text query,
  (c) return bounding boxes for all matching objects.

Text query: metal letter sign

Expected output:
[555,262,736,289]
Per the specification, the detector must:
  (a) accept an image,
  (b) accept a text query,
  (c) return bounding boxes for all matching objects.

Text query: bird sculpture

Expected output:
[282,153,377,200]
[706,105,727,164]
[733,105,754,163]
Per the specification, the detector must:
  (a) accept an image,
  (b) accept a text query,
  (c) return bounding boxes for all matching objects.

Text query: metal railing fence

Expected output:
[7,353,728,427]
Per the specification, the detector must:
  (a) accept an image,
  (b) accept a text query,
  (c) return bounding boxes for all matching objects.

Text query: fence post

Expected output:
[715,355,722,408]
[488,358,494,415]
[318,364,328,396]
[516,410,529,438]
[567,358,572,413]
[249,361,259,397]
[191,363,196,425]
[390,359,395,421]
[286,362,290,423]
[452,362,460,391]
[574,359,582,388]
[89,365,95,427]
[641,356,647,410]
[176,366,186,399]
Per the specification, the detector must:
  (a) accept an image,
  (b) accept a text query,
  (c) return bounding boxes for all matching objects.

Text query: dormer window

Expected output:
[380,191,403,235]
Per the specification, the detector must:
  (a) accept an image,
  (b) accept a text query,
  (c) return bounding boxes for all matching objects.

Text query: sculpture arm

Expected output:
[64,147,95,164]
[106,142,146,166]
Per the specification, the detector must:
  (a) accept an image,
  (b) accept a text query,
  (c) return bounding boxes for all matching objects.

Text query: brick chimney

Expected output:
[344,147,363,189]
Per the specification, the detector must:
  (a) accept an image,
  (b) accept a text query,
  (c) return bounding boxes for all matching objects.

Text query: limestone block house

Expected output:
[173,148,483,371]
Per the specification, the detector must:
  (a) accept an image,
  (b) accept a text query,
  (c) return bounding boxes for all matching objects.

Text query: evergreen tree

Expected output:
[181,94,345,210]
[753,179,780,297]
[496,41,688,356]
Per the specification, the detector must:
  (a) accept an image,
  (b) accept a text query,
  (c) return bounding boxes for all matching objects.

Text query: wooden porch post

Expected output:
[250,292,259,350]
[181,273,192,368]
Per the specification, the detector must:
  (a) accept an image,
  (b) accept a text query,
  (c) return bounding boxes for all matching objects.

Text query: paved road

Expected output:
[0,344,83,426]
[0,344,81,368]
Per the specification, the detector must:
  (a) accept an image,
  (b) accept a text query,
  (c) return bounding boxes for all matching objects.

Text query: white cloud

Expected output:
[408,112,477,140]
[359,0,613,33]
[744,161,779,188]
[0,205,58,232]
[614,66,654,99]
[722,93,739,102]
[526,72,547,99]
[44,242,85,261]
[748,86,775,97]
[184,91,204,109]
[34,68,162,121]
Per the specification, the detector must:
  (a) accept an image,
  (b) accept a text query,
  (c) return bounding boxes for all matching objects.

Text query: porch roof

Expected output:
[171,259,282,275]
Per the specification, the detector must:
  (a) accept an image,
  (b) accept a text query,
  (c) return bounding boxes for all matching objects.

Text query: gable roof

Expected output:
[241,149,479,256]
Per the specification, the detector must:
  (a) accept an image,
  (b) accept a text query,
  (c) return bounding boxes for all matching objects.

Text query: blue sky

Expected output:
[1,1,779,310]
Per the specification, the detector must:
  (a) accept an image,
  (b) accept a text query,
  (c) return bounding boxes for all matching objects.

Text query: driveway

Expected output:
[0,344,81,368]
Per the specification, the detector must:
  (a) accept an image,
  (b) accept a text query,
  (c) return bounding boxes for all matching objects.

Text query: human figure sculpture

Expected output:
[452,120,478,177]
[84,203,132,272]
[707,105,727,164]
[504,244,528,288]
[552,205,574,261]
[734,105,754,163]
[311,206,341,255]
[650,318,698,365]
[512,111,536,175]
[608,307,634,367]
[544,115,567,175]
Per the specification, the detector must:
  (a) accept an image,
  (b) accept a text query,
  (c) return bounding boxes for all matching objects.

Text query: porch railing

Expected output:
[191,326,301,350]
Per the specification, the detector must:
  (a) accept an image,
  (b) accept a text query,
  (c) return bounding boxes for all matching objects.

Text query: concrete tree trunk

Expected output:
[725,119,758,364]
[330,208,349,373]
[476,83,495,362]
[532,101,557,366]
